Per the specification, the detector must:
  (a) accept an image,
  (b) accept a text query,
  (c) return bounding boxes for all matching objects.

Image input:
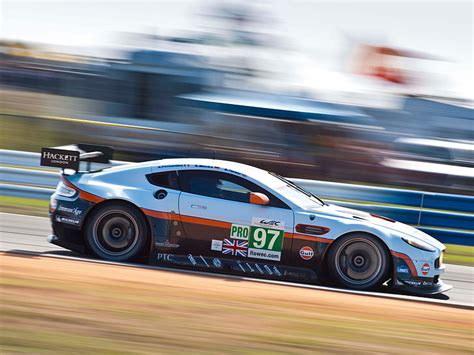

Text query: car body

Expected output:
[48,158,451,294]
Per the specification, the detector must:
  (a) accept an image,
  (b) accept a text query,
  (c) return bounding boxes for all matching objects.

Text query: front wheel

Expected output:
[85,203,148,262]
[327,234,389,290]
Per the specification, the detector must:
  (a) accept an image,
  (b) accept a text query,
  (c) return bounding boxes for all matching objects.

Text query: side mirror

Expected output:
[249,192,269,205]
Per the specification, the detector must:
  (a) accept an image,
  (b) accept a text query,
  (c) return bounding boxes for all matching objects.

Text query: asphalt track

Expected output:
[1,212,472,308]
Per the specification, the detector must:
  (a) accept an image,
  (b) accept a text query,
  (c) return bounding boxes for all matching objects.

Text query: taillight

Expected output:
[56,181,77,197]
[49,195,57,212]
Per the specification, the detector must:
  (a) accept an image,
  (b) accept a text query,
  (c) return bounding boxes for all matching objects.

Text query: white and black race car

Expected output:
[45,145,451,294]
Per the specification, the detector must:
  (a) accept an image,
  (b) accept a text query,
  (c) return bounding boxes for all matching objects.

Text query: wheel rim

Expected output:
[334,237,383,285]
[92,210,139,256]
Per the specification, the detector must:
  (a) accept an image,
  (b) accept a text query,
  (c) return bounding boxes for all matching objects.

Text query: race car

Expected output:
[44,145,451,294]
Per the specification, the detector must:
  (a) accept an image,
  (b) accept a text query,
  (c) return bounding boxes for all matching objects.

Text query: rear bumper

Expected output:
[48,232,86,254]
[48,217,87,254]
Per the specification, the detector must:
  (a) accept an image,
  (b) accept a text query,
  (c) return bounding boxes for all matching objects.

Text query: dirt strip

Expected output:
[1,254,473,354]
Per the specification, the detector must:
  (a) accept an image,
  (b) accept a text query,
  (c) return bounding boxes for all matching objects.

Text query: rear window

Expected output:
[146,171,180,190]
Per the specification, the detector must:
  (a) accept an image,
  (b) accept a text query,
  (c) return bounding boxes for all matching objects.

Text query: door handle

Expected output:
[191,204,207,210]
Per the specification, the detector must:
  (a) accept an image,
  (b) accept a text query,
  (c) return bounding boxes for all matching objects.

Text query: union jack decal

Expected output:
[222,239,248,257]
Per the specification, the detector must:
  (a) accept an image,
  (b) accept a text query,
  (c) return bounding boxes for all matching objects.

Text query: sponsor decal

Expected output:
[222,239,248,257]
[421,263,430,276]
[299,246,314,260]
[251,218,285,230]
[245,263,255,272]
[41,147,80,170]
[57,206,82,216]
[254,264,264,274]
[188,254,197,266]
[248,248,281,261]
[157,253,173,262]
[397,265,410,274]
[230,224,250,240]
[272,266,282,276]
[212,258,222,268]
[155,241,180,248]
[264,265,273,275]
[237,260,246,272]
[199,255,210,268]
[403,280,422,287]
[211,239,223,251]
[55,215,80,225]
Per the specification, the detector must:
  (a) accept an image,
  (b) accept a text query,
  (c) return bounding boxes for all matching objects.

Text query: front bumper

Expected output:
[393,276,453,294]
[392,249,451,294]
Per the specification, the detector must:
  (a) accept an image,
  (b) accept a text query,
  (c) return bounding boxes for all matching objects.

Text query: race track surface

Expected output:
[1,212,472,307]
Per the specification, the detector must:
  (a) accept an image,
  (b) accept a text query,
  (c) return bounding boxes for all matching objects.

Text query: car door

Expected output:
[177,169,294,271]
[141,169,186,261]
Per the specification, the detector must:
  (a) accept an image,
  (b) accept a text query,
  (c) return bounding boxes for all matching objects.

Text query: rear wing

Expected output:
[40,144,113,172]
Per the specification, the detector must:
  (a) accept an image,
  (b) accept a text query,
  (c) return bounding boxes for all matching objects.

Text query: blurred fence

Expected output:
[1,149,472,246]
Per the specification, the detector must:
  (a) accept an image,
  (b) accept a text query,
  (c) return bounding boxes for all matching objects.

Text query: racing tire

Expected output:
[328,234,389,290]
[85,203,148,262]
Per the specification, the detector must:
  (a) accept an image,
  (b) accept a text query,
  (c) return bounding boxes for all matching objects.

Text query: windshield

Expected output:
[268,172,325,207]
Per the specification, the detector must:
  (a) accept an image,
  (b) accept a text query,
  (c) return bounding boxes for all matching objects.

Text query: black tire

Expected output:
[327,234,389,290]
[85,202,148,262]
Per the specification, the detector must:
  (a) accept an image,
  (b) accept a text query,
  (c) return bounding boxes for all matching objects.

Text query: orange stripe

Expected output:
[179,214,231,229]
[391,251,417,276]
[142,208,173,220]
[141,210,333,244]
[142,209,231,229]
[79,190,105,203]
[290,233,333,244]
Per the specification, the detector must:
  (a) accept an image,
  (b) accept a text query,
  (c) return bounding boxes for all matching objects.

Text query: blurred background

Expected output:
[1,0,473,194]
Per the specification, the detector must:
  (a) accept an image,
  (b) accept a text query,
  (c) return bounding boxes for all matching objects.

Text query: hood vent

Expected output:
[295,224,330,236]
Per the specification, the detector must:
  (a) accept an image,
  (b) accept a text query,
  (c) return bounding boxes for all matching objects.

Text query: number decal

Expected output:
[267,229,280,249]
[248,226,283,252]
[252,228,267,248]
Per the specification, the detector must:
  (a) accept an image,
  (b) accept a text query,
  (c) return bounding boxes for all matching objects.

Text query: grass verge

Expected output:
[444,244,474,267]
[0,195,49,217]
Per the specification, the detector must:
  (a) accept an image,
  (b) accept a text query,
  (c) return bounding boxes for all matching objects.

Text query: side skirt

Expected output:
[150,253,319,283]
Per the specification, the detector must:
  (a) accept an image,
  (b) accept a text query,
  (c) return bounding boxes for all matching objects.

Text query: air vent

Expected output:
[370,214,395,223]
[295,224,330,236]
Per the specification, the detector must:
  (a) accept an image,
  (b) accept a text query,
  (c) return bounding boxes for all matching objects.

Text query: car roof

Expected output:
[154,158,268,178]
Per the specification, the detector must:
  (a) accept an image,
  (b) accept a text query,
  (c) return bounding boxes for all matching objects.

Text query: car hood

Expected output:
[309,203,445,250]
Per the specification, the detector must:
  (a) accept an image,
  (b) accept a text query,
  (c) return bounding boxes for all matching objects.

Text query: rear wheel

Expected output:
[328,234,389,290]
[85,203,148,261]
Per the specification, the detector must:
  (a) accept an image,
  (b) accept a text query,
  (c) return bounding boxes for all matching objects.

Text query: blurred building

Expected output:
[0,38,472,194]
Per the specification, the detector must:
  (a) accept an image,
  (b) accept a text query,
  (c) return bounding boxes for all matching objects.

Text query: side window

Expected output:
[146,171,180,190]
[178,170,289,209]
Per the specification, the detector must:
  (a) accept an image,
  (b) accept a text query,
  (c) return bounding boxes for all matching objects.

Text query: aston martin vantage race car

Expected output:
[43,145,451,294]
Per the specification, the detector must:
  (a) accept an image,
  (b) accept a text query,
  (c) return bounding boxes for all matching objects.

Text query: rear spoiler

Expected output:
[40,144,113,172]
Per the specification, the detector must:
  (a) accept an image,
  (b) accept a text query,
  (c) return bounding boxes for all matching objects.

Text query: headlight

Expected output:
[402,236,436,252]
[56,181,77,197]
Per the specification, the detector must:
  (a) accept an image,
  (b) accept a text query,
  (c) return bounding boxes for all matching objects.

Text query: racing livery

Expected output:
[45,146,451,294]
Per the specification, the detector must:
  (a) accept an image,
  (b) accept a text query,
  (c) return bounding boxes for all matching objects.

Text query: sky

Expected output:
[1,0,472,98]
